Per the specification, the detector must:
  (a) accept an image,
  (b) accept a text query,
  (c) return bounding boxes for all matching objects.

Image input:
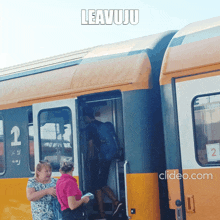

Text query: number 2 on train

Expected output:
[212,148,217,156]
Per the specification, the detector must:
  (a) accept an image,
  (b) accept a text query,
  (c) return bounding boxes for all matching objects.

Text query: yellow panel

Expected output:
[0,31,177,109]
[166,169,181,210]
[0,65,76,105]
[171,16,220,39]
[0,53,151,110]
[127,173,160,220]
[71,53,152,93]
[0,178,32,220]
[160,16,220,85]
[182,168,220,220]
[167,168,220,219]
[160,37,220,85]
[0,176,79,219]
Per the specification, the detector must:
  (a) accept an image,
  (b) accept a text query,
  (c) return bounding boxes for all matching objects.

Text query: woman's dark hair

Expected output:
[60,161,74,173]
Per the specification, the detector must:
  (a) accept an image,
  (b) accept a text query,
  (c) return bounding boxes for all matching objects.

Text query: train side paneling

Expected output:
[175,75,220,220]
[160,83,184,219]
[0,31,176,219]
[121,31,176,220]
[0,101,80,219]
[160,16,220,220]
[0,106,33,219]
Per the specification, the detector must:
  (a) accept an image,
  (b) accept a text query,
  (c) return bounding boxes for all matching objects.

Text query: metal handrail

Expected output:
[81,153,86,192]
[124,160,131,219]
[115,159,120,201]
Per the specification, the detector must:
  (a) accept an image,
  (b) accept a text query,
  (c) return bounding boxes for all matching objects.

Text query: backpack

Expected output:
[96,122,119,161]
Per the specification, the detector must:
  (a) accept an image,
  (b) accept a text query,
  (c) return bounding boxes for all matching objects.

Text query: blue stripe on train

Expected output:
[169,26,220,47]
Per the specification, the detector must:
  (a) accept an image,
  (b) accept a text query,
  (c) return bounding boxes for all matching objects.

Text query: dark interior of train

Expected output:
[78,91,126,219]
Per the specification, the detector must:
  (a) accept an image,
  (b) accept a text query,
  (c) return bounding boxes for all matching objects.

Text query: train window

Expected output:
[38,107,73,172]
[193,94,220,165]
[28,112,35,172]
[0,119,5,174]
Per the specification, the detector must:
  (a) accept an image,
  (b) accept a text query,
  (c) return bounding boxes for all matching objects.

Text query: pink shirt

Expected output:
[56,174,82,211]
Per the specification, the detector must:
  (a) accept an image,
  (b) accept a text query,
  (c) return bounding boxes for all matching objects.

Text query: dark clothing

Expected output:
[87,120,118,161]
[86,120,118,191]
[87,120,103,160]
[62,207,86,220]
[90,159,112,191]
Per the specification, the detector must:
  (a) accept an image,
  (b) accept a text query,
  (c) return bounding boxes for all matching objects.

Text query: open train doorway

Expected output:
[78,91,126,220]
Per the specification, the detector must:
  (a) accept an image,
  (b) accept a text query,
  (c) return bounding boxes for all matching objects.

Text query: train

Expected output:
[0,15,220,220]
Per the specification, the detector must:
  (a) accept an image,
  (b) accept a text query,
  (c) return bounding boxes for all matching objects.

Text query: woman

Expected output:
[56,161,90,220]
[26,161,59,220]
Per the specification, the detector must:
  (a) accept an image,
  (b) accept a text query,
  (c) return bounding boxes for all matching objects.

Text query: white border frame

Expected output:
[176,74,220,170]
[33,98,78,177]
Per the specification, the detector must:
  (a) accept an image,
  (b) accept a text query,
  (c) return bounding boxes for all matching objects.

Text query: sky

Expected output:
[0,0,220,68]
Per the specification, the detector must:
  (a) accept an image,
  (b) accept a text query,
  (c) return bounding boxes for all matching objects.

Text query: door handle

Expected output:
[185,195,195,213]
[124,160,131,219]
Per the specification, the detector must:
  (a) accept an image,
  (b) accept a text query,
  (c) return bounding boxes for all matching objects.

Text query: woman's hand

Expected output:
[27,186,56,201]
[82,196,90,204]
[46,187,57,197]
[68,196,90,210]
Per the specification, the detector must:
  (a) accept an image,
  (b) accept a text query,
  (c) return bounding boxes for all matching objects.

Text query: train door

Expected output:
[78,92,125,219]
[174,74,220,220]
[32,98,78,177]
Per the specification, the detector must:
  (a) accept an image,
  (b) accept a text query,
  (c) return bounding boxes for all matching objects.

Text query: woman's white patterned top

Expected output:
[27,177,58,220]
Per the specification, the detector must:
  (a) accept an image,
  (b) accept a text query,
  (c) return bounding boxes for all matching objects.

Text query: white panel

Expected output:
[33,98,78,177]
[176,74,220,169]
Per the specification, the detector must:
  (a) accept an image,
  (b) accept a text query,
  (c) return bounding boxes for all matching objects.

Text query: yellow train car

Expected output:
[0,31,176,219]
[2,15,220,220]
[160,16,220,220]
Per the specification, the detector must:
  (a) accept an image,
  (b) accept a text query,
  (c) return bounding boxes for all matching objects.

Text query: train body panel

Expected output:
[127,173,160,220]
[0,176,79,219]
[160,16,220,220]
[175,75,220,219]
[0,30,176,220]
[160,16,220,85]
[0,31,175,110]
[0,178,32,219]
[2,15,220,220]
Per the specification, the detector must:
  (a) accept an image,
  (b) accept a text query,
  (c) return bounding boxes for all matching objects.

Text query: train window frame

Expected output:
[192,92,220,167]
[38,106,74,172]
[0,116,5,175]
[28,110,35,173]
